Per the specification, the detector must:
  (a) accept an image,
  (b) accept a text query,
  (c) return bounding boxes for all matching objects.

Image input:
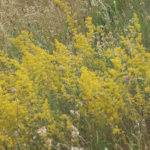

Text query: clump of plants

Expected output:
[0,0,150,150]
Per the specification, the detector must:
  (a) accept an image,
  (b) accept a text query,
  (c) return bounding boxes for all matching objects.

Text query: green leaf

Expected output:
[104,137,108,145]
[127,113,129,121]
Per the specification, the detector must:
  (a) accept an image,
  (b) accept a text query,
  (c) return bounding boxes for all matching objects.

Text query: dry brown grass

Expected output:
[0,0,86,53]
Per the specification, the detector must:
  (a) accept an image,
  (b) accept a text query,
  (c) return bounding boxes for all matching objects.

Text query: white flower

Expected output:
[11,88,18,93]
[14,131,18,137]
[71,131,76,138]
[46,139,52,146]
[70,110,75,114]
[71,131,79,138]
[76,131,79,136]
[36,126,47,136]
[41,126,47,134]
[36,131,41,134]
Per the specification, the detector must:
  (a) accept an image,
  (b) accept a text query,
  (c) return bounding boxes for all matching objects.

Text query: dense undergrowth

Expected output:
[0,0,150,149]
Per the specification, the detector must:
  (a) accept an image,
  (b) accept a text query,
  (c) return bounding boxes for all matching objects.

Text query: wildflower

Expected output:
[76,102,83,107]
[82,97,89,104]
[76,131,79,136]
[75,111,80,119]
[70,110,75,114]
[36,131,41,134]
[37,126,47,136]
[142,119,146,128]
[11,88,18,93]
[71,131,79,138]
[71,131,76,138]
[123,75,132,83]
[14,131,18,137]
[33,136,36,139]
[46,139,52,147]
[113,126,121,134]
[135,120,139,128]
[3,128,5,133]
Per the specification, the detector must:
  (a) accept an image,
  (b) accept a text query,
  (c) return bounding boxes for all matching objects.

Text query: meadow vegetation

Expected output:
[0,0,150,149]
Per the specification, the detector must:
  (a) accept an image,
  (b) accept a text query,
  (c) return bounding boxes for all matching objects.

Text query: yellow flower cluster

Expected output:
[0,30,79,148]
[54,0,77,35]
[0,0,149,148]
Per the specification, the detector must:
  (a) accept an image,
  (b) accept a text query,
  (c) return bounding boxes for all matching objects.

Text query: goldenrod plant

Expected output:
[0,0,150,149]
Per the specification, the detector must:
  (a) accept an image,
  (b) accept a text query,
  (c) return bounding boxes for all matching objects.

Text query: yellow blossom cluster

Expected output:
[54,0,77,35]
[0,0,150,148]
